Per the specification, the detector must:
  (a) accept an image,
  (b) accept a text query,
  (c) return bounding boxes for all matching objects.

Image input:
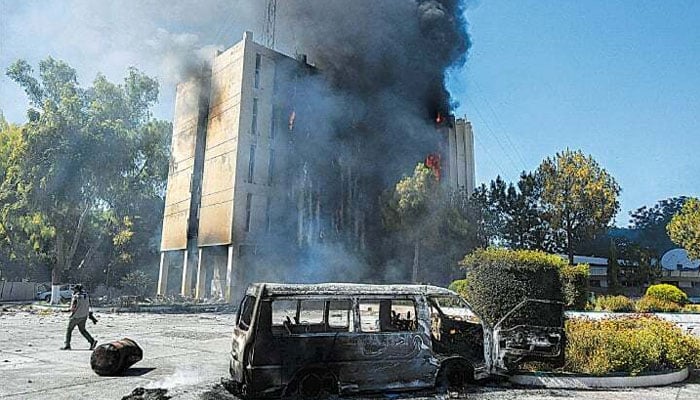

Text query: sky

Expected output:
[1,0,699,226]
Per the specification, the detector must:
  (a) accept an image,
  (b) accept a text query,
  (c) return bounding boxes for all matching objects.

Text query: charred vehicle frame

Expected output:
[229,283,564,398]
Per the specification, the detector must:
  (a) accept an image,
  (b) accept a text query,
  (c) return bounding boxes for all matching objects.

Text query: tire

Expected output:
[436,361,472,394]
[286,371,337,400]
[44,295,51,303]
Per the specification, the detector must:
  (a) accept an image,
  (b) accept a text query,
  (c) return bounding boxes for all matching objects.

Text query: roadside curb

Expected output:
[509,367,690,389]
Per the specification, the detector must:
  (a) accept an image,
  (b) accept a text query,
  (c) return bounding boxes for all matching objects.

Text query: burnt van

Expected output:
[229,283,564,398]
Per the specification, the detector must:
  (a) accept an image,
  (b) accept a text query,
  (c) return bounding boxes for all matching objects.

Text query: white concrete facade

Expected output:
[445,118,476,195]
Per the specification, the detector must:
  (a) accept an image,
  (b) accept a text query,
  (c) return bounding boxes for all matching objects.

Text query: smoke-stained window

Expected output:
[247,144,256,183]
[254,53,261,89]
[268,148,275,185]
[245,193,253,232]
[251,98,259,135]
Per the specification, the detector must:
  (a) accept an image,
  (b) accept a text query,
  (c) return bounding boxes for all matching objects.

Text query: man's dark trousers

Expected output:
[65,317,94,347]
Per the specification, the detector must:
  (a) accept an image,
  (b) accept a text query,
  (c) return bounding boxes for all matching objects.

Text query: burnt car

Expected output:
[229,283,564,398]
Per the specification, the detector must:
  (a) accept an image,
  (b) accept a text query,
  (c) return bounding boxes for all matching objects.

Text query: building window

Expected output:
[245,193,253,232]
[247,144,256,183]
[270,108,276,140]
[254,53,261,89]
[251,98,258,136]
[267,148,275,185]
[265,196,271,233]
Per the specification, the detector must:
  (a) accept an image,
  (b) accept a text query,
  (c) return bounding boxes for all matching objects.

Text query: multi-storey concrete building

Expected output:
[157,32,476,301]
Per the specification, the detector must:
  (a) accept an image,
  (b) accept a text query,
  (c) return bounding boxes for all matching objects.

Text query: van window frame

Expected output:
[267,295,358,337]
[237,294,256,331]
[356,295,420,334]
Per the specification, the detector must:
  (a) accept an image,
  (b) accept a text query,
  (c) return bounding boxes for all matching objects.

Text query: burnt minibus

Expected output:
[229,283,564,398]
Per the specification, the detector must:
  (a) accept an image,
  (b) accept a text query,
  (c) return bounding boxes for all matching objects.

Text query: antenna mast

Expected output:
[264,0,277,49]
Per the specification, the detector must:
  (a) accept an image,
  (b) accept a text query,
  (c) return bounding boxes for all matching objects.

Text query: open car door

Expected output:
[491,299,565,372]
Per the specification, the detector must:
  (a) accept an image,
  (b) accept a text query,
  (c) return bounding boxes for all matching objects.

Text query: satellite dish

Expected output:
[661,248,700,271]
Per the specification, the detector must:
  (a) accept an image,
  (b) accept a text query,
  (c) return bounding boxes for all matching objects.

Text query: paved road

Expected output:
[1,307,699,400]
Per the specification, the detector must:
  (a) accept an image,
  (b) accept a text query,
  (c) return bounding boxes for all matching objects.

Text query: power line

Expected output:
[471,81,529,168]
[465,94,523,177]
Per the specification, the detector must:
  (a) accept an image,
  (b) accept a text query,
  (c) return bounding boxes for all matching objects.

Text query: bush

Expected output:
[594,295,636,312]
[448,279,468,298]
[565,315,700,375]
[682,304,700,313]
[645,284,688,305]
[460,248,564,326]
[636,295,682,313]
[119,270,154,298]
[560,263,589,310]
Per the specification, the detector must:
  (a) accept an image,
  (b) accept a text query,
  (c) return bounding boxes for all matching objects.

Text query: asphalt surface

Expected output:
[1,306,699,400]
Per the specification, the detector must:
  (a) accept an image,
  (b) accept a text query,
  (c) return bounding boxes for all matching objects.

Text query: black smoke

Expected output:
[256,0,471,283]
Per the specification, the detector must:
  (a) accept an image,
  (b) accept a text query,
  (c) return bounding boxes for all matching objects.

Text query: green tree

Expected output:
[630,197,688,257]
[537,149,621,264]
[607,239,621,294]
[383,163,478,283]
[383,164,440,282]
[471,173,562,252]
[6,58,170,302]
[667,198,700,260]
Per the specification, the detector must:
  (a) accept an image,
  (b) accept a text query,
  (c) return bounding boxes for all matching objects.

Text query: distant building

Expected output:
[157,32,476,302]
[659,248,700,297]
[564,255,647,296]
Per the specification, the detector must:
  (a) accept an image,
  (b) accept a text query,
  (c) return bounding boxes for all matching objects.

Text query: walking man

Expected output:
[61,284,97,350]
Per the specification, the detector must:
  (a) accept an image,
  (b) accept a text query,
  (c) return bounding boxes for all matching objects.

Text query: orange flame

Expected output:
[435,112,444,124]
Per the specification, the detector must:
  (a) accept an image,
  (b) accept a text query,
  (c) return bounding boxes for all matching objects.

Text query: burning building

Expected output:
[158,3,474,302]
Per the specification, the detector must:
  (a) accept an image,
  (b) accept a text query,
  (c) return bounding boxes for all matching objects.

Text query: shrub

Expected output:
[594,295,636,312]
[565,315,700,375]
[636,295,682,313]
[448,279,468,298]
[460,248,564,326]
[682,304,700,313]
[559,263,589,310]
[119,270,154,298]
[645,284,688,305]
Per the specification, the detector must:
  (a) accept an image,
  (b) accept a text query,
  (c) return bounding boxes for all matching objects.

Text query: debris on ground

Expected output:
[91,338,143,376]
[198,378,239,400]
[121,387,171,400]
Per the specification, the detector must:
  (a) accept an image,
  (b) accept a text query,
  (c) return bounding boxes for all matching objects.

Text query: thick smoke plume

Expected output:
[257,0,472,283]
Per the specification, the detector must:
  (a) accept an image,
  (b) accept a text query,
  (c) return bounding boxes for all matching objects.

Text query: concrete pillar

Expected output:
[464,121,476,195]
[455,120,467,189]
[180,249,192,297]
[225,245,234,301]
[157,252,168,296]
[195,248,206,299]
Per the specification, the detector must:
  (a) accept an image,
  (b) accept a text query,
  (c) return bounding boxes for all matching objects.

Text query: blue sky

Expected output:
[453,0,700,224]
[1,0,698,225]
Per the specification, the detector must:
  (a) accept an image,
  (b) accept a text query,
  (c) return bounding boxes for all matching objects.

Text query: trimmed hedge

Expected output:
[594,295,636,312]
[459,248,564,326]
[560,263,589,310]
[645,284,688,305]
[636,295,682,313]
[565,315,700,375]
